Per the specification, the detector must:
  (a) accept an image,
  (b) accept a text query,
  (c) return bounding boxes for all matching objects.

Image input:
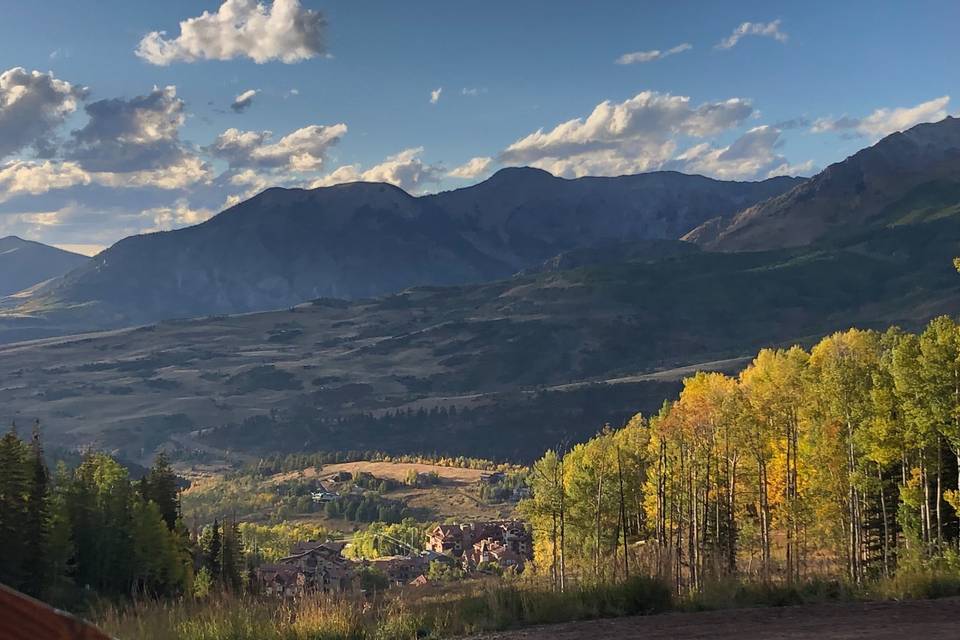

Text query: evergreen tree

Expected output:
[206,519,222,581]
[220,519,244,592]
[0,425,29,590]
[22,422,51,598]
[145,451,180,530]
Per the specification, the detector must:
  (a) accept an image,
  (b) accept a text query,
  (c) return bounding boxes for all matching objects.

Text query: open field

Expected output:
[320,460,490,485]
[181,459,517,525]
[475,597,960,640]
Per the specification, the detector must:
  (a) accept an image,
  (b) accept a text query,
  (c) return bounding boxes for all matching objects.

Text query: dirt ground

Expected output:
[475,597,960,640]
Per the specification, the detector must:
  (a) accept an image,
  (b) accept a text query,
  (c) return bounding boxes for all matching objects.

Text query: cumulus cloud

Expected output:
[716,20,788,49]
[448,156,494,179]
[671,125,813,180]
[230,88,259,113]
[0,67,88,159]
[95,156,212,190]
[0,160,91,203]
[208,123,347,172]
[499,91,753,177]
[145,199,215,231]
[312,147,442,193]
[811,96,950,139]
[430,88,442,104]
[65,85,197,176]
[136,0,327,65]
[615,43,692,65]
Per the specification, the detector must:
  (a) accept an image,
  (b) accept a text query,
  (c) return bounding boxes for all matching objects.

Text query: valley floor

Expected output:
[475,597,960,640]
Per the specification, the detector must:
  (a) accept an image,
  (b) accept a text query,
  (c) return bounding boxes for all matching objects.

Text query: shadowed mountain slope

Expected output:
[0,237,89,297]
[2,215,958,461]
[2,170,801,339]
[686,116,960,251]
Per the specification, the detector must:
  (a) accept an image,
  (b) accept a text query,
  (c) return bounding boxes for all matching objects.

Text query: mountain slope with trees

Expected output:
[2,170,800,338]
[1,212,959,461]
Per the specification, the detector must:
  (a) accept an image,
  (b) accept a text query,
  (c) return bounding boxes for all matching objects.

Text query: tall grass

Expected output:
[96,576,672,640]
[95,567,960,640]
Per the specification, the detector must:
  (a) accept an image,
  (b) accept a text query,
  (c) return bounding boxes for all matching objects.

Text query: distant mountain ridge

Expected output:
[686,116,960,250]
[6,168,801,333]
[0,237,89,297]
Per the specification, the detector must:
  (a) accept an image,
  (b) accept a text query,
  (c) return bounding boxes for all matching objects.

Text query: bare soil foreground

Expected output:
[475,597,960,640]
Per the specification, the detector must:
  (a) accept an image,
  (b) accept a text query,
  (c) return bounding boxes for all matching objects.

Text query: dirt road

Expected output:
[476,597,960,639]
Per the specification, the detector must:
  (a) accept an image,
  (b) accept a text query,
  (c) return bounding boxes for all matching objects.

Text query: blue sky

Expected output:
[0,0,957,254]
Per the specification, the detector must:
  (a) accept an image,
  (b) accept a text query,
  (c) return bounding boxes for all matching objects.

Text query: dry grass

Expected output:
[95,577,673,640]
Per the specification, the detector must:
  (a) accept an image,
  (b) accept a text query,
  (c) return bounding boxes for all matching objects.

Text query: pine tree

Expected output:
[22,422,51,597]
[206,519,222,581]
[145,451,180,531]
[0,425,29,590]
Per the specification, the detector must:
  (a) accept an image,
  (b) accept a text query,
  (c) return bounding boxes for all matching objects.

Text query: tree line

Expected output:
[0,432,247,604]
[524,316,960,592]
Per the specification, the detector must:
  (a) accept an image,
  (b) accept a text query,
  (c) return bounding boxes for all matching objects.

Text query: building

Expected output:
[426,521,532,571]
[257,541,353,596]
[465,538,523,571]
[367,555,429,585]
[310,481,340,503]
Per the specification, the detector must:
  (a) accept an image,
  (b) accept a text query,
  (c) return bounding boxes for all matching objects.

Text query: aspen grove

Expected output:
[522,317,960,592]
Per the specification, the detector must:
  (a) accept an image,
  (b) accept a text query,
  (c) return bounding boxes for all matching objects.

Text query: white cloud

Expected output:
[312,147,442,193]
[0,160,91,203]
[230,88,259,113]
[499,91,753,177]
[671,125,813,180]
[0,155,212,204]
[0,67,88,159]
[208,123,347,172]
[95,155,212,190]
[136,0,327,65]
[765,159,817,178]
[461,87,486,96]
[448,156,494,179]
[716,20,788,50]
[616,43,692,65]
[145,199,215,231]
[430,88,442,104]
[811,96,950,139]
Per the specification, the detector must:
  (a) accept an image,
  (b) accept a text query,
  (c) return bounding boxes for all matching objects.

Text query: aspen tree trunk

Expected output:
[702,455,711,584]
[617,447,629,580]
[559,454,566,593]
[792,417,801,582]
[786,423,793,583]
[759,458,771,581]
[956,450,960,551]
[878,464,890,577]
[922,455,931,547]
[936,440,943,546]
[657,441,666,574]
[595,458,605,579]
[729,459,737,574]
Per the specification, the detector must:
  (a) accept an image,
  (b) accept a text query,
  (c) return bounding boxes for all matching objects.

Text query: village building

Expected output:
[426,521,532,571]
[367,555,429,585]
[256,541,353,596]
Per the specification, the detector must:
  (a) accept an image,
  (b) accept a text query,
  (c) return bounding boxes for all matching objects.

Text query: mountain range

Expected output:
[1,117,959,461]
[1,169,799,340]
